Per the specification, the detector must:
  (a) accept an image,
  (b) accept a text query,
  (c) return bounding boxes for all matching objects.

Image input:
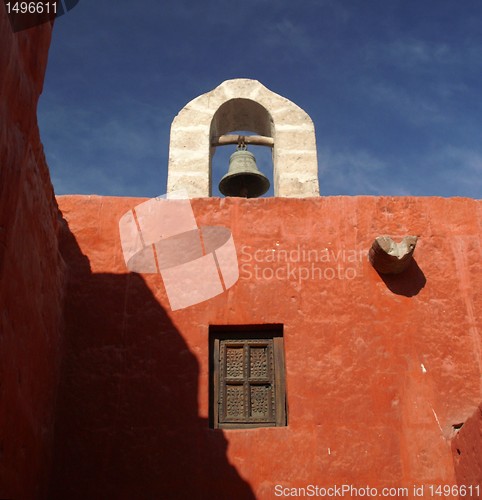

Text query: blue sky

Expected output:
[38,0,482,198]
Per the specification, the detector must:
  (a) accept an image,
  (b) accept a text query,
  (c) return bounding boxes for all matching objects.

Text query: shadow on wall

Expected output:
[377,260,426,297]
[49,219,254,500]
[451,403,482,493]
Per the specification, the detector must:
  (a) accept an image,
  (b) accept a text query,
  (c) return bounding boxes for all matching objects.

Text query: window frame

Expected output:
[209,325,287,429]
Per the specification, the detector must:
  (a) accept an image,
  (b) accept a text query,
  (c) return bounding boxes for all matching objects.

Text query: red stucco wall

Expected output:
[452,403,482,491]
[0,9,65,500]
[2,3,479,497]
[52,195,481,499]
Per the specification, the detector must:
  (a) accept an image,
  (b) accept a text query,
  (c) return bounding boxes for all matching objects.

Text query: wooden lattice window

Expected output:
[210,327,286,429]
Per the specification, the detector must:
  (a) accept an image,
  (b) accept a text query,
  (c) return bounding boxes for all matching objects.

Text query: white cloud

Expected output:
[317,147,410,196]
[386,39,450,66]
[261,19,314,58]
[430,146,482,196]
[362,38,470,70]
[364,80,449,126]
[38,95,172,196]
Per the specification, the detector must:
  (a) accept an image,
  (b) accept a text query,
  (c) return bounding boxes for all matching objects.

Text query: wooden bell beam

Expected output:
[212,134,274,148]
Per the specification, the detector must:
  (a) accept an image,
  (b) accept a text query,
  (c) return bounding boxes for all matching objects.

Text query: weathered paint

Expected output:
[1,5,480,495]
[452,403,482,489]
[0,8,64,500]
[50,195,481,499]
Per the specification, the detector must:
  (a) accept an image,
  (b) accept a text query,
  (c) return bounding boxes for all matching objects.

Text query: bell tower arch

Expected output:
[167,79,320,197]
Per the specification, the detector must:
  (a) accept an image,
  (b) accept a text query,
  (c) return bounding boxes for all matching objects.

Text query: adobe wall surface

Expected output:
[0,9,65,500]
[452,403,482,489]
[53,195,481,499]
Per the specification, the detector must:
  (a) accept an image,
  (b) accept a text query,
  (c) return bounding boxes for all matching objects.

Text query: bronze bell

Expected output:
[219,144,270,198]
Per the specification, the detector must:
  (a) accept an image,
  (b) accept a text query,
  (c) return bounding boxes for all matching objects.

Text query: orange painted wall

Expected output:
[452,403,482,489]
[0,8,64,500]
[51,195,481,499]
[2,5,480,497]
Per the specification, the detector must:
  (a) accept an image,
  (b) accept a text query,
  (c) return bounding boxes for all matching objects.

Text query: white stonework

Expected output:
[167,79,320,198]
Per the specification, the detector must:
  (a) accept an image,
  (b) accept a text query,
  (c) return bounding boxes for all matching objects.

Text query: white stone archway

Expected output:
[167,79,320,197]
